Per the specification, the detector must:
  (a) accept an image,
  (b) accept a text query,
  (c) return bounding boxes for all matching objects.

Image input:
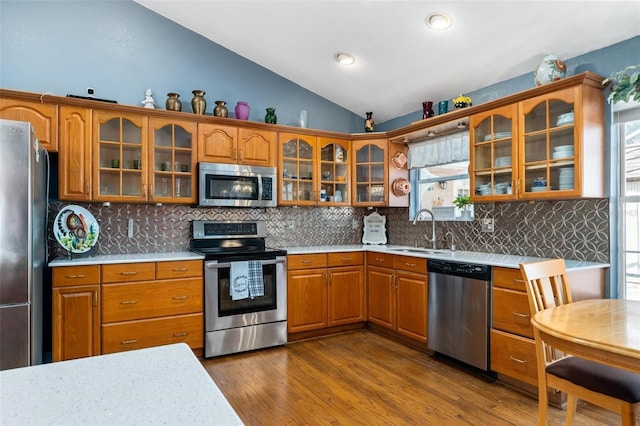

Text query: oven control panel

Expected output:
[192,220,266,239]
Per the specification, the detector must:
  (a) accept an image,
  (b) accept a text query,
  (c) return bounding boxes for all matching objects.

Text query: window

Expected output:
[409,160,472,221]
[619,110,640,300]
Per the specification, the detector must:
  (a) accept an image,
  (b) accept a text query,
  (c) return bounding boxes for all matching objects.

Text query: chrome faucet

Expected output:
[446,230,456,252]
[412,208,437,249]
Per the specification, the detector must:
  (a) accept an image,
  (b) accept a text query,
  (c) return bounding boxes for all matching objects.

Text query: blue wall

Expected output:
[379,36,640,131]
[1,1,638,133]
[0,0,363,132]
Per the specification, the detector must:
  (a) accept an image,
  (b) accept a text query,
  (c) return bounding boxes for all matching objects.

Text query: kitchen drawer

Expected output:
[492,287,534,338]
[156,260,203,279]
[394,255,427,275]
[327,251,364,267]
[490,329,537,387]
[287,253,328,270]
[52,265,100,287]
[101,313,203,354]
[102,262,156,283]
[366,252,394,268]
[493,267,527,292]
[102,278,203,323]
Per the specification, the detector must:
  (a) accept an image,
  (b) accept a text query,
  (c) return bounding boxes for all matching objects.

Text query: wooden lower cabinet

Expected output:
[490,329,538,386]
[287,252,364,335]
[102,313,203,354]
[52,266,101,362]
[366,252,428,343]
[51,260,204,361]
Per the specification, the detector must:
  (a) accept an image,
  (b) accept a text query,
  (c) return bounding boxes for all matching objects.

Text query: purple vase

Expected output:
[235,101,250,120]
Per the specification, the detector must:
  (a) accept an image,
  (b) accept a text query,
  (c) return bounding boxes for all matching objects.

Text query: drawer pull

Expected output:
[66,274,86,279]
[512,311,530,319]
[375,258,385,262]
[302,260,313,264]
[512,278,526,284]
[120,300,138,305]
[341,257,352,262]
[173,332,188,338]
[405,262,416,267]
[509,356,528,365]
[172,268,188,272]
[120,339,138,345]
[120,271,138,276]
[173,295,188,301]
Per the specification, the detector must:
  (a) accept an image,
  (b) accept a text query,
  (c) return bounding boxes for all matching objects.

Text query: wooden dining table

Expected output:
[531,299,640,373]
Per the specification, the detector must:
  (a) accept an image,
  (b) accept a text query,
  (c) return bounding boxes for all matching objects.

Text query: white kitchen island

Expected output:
[0,343,243,425]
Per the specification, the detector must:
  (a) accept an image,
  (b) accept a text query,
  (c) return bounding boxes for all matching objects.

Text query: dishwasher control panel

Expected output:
[427,259,491,281]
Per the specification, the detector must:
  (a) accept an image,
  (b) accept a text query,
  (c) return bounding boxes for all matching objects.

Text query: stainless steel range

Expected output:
[190,220,287,358]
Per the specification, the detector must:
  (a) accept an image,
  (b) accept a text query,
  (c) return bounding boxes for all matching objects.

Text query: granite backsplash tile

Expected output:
[48,199,608,263]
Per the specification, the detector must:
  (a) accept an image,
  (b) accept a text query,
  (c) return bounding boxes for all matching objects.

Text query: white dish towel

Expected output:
[229,261,249,300]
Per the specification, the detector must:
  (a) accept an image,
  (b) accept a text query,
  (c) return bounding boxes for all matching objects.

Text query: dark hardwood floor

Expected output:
[202,330,633,425]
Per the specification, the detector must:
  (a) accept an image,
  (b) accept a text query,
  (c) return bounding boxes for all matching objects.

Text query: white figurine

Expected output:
[141,89,156,109]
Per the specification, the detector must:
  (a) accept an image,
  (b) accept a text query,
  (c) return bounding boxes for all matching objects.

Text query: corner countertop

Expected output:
[0,343,243,425]
[48,251,204,267]
[284,245,609,271]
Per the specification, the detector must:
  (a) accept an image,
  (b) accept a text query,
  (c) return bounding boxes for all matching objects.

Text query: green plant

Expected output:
[452,195,472,211]
[602,65,640,104]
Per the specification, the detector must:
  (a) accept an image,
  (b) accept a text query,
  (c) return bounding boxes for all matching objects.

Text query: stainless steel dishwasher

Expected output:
[427,259,492,371]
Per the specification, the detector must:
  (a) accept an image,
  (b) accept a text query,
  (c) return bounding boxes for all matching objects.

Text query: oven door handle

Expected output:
[205,258,285,269]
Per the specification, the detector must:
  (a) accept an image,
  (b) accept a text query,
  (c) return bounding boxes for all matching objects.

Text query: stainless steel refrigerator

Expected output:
[0,119,48,370]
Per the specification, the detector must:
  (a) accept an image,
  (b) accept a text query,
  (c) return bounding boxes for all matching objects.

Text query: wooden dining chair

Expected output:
[519,259,640,426]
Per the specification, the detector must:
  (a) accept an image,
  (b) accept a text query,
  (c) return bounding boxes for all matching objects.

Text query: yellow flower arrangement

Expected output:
[453,94,472,108]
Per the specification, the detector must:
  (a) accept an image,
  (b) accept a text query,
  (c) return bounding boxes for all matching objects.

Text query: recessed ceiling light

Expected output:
[334,52,356,66]
[425,13,452,30]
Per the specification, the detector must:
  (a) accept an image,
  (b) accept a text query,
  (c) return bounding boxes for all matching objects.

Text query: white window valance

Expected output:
[407,131,470,168]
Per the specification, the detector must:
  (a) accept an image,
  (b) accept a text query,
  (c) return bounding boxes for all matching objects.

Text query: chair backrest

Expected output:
[520,258,573,364]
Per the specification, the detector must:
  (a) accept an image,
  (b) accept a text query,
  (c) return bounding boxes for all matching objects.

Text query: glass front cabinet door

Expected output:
[149,118,197,203]
[93,112,148,202]
[352,139,387,206]
[279,133,317,205]
[519,87,580,199]
[317,137,350,205]
[470,105,518,201]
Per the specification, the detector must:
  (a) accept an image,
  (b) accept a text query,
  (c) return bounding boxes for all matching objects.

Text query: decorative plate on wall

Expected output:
[54,205,100,253]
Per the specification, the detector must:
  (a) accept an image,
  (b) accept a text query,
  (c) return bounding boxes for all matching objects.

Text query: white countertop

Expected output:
[49,250,204,267]
[0,343,243,425]
[285,245,609,271]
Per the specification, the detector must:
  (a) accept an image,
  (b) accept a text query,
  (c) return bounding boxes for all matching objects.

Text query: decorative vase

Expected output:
[213,100,228,118]
[422,101,435,119]
[438,100,448,115]
[364,112,375,132]
[453,94,472,108]
[165,93,182,111]
[235,101,250,120]
[534,54,567,86]
[191,90,206,115]
[265,107,277,124]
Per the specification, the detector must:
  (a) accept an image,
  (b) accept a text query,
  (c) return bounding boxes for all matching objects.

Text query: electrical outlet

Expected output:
[481,218,494,233]
[127,218,134,238]
[286,220,295,229]
[352,219,359,230]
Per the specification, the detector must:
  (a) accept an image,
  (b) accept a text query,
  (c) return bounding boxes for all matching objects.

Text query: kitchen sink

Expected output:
[387,248,447,254]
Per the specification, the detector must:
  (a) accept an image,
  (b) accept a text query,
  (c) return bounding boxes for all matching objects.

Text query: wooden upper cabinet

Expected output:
[317,137,351,205]
[0,98,58,152]
[198,123,276,166]
[351,138,388,206]
[59,106,92,201]
[238,127,276,166]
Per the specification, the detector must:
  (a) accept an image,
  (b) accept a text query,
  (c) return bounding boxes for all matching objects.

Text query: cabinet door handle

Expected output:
[93,291,98,307]
[239,149,243,161]
[233,148,237,161]
[120,271,138,276]
[120,300,138,305]
[173,332,188,338]
[172,295,188,301]
[512,311,530,319]
[120,339,138,345]
[509,356,527,365]
[85,181,90,195]
[66,274,86,279]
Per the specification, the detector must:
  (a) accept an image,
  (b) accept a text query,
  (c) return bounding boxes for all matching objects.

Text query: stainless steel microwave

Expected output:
[198,163,277,208]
